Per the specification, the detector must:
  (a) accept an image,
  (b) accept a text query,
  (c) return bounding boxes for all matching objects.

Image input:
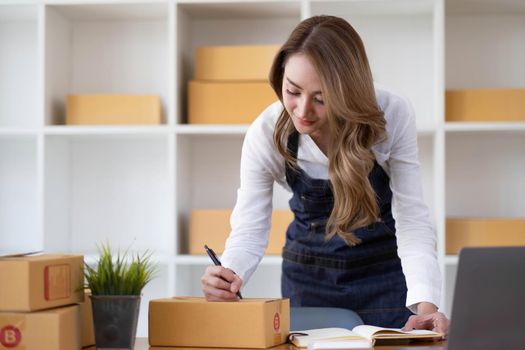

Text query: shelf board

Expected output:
[0,124,437,136]
[311,0,434,16]
[444,255,459,265]
[417,124,436,136]
[176,254,282,266]
[445,122,525,132]
[43,125,171,136]
[175,255,212,265]
[177,0,301,19]
[446,0,525,15]
[176,124,436,136]
[175,124,249,135]
[83,252,174,266]
[44,1,168,21]
[0,128,39,137]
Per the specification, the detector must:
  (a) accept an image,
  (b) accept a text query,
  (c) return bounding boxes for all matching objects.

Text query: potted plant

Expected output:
[84,243,156,350]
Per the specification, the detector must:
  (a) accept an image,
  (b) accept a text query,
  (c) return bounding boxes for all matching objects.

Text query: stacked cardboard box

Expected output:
[66,94,162,125]
[79,290,95,348]
[446,88,525,122]
[188,45,280,124]
[0,254,94,349]
[188,209,293,255]
[446,218,525,254]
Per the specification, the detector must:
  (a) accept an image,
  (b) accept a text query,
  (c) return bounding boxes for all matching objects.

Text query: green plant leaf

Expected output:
[84,242,157,295]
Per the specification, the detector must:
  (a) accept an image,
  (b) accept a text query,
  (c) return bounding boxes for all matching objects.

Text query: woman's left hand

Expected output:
[402,303,449,338]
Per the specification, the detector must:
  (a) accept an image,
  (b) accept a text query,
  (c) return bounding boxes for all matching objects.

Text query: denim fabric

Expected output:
[281,131,413,328]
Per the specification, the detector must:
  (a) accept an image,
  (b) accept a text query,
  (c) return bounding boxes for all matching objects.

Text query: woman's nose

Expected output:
[295,97,312,118]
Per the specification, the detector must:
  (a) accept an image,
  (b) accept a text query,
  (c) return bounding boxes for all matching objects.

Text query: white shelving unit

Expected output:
[443,0,525,315]
[1,0,523,336]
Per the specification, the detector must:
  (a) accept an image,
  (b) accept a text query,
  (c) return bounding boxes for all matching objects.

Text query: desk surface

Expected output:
[85,338,445,350]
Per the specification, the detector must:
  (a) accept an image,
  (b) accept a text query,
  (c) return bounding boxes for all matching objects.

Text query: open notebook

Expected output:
[289,326,443,349]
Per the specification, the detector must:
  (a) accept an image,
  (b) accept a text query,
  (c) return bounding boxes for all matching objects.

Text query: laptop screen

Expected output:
[447,247,525,350]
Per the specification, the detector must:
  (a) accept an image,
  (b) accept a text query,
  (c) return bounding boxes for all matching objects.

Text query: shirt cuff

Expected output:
[406,283,442,314]
[221,250,261,287]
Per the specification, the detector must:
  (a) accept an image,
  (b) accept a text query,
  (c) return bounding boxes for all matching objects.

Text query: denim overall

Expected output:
[281,131,413,327]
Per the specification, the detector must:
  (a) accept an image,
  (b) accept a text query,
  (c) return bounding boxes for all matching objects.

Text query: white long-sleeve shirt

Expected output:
[221,86,442,313]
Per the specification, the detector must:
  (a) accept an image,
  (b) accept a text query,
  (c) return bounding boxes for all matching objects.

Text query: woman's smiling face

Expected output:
[282,53,328,141]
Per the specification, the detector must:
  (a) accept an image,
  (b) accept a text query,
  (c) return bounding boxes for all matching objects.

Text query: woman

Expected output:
[201,15,448,335]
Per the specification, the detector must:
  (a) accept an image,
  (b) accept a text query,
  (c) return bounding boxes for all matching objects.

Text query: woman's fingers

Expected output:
[402,312,449,338]
[201,265,242,301]
[229,274,242,294]
[431,313,449,335]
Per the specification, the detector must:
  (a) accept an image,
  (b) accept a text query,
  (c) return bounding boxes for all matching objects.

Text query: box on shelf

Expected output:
[188,81,277,124]
[0,254,84,312]
[149,297,289,348]
[79,290,95,348]
[446,89,525,122]
[188,209,293,255]
[446,218,525,254]
[66,94,162,125]
[195,45,280,81]
[0,305,80,350]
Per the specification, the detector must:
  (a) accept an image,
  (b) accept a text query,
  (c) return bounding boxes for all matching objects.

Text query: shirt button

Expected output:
[300,195,306,200]
[310,222,317,228]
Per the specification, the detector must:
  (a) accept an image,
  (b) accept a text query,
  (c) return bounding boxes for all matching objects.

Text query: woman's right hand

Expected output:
[201,265,243,301]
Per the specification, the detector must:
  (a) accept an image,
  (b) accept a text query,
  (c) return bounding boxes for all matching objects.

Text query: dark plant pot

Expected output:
[90,295,141,350]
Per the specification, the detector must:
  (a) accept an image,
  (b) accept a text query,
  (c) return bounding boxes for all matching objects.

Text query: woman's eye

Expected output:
[286,89,300,96]
[314,97,324,105]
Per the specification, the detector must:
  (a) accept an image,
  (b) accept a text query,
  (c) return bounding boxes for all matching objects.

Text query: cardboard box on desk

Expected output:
[149,297,290,348]
[188,80,277,124]
[79,290,95,348]
[195,45,280,81]
[149,345,291,350]
[188,209,293,255]
[0,305,80,350]
[66,94,162,125]
[0,254,84,312]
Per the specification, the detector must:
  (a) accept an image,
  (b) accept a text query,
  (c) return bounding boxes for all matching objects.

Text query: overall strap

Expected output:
[285,131,300,186]
[287,130,299,160]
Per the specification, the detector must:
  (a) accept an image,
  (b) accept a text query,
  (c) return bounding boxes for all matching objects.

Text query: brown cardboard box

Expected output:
[188,209,292,255]
[446,218,525,254]
[0,254,84,312]
[195,45,280,81]
[79,290,95,348]
[149,297,289,348]
[66,94,162,125]
[446,89,525,122]
[188,80,277,124]
[148,345,289,350]
[91,343,290,350]
[0,305,80,350]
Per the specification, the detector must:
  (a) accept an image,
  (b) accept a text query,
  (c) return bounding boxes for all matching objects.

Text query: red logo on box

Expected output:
[0,325,22,348]
[273,312,280,333]
[44,264,71,301]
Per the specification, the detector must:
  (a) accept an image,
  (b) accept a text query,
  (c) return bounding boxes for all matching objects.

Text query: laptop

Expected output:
[445,246,525,349]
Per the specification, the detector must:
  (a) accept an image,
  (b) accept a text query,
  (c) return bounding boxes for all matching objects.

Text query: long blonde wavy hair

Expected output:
[269,16,386,246]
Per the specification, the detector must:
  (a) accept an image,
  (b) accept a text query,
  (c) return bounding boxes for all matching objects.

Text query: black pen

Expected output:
[204,244,243,299]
